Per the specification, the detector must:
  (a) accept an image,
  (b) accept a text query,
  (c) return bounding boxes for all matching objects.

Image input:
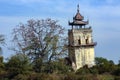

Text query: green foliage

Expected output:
[114,76,120,80]
[77,75,98,80]
[0,35,5,78]
[95,57,116,74]
[118,60,120,66]
[42,59,72,74]
[0,35,5,44]
[0,35,5,55]
[27,73,64,80]
[5,54,32,78]
[0,56,3,63]
[89,66,99,74]
[64,72,77,80]
[32,58,43,73]
[113,67,120,76]
[76,65,98,75]
[0,56,4,69]
[13,74,29,80]
[97,74,114,80]
[76,65,90,75]
[0,56,6,78]
[65,73,99,80]
[1,56,120,80]
[50,59,71,74]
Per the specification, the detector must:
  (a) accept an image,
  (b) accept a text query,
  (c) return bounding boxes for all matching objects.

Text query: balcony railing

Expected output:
[68,42,97,47]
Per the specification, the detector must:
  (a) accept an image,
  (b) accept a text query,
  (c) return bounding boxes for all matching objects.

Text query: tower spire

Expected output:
[77,4,79,13]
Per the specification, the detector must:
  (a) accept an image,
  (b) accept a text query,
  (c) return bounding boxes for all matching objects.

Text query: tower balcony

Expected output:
[68,42,97,47]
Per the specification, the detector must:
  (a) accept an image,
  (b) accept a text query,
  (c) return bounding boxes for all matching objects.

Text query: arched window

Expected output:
[86,37,89,44]
[78,38,81,45]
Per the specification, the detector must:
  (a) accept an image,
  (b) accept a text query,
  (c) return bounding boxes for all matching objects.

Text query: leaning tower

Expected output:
[68,5,97,70]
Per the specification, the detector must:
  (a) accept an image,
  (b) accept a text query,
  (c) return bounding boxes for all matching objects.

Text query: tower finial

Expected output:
[77,4,79,13]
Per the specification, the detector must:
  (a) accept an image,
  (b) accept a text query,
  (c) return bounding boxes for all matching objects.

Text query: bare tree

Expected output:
[12,18,67,62]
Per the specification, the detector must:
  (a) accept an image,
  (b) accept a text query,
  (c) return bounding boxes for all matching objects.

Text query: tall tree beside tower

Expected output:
[12,19,67,64]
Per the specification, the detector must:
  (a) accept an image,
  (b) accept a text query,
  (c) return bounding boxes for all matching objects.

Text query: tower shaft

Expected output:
[68,5,96,70]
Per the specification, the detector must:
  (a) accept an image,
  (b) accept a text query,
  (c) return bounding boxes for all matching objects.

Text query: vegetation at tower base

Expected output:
[95,57,116,74]
[5,54,32,79]
[1,52,120,80]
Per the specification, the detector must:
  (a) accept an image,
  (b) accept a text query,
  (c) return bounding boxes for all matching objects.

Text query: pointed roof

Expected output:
[74,5,84,21]
[69,4,88,26]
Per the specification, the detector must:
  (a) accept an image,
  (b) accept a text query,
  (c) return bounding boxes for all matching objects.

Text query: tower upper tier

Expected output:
[69,5,88,27]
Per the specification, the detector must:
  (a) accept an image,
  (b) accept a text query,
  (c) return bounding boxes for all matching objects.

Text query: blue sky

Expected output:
[0,0,120,63]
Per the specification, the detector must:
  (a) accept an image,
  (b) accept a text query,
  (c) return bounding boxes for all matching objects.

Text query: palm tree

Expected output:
[0,35,5,55]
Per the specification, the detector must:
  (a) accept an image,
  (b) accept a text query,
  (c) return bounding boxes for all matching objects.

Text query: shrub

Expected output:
[13,74,29,80]
[114,76,120,80]
[64,72,77,80]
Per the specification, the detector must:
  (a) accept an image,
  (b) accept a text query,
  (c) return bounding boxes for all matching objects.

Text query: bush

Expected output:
[28,73,64,80]
[64,72,77,80]
[13,74,29,80]
[29,73,48,80]
[77,74,98,80]
[97,74,114,80]
[114,76,120,80]
[113,67,120,76]
[76,65,91,75]
[5,54,32,79]
[89,66,99,74]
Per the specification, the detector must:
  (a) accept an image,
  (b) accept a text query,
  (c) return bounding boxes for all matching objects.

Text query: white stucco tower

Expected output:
[68,5,97,70]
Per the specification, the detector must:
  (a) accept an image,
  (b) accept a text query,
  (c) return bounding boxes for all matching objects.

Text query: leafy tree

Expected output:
[13,74,29,80]
[0,56,4,70]
[0,35,5,78]
[0,56,5,75]
[12,19,67,63]
[5,54,32,78]
[0,34,5,55]
[55,59,72,74]
[118,59,120,66]
[112,59,120,76]
[113,67,120,76]
[76,65,91,75]
[95,57,115,74]
[32,58,43,73]
[44,59,71,74]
